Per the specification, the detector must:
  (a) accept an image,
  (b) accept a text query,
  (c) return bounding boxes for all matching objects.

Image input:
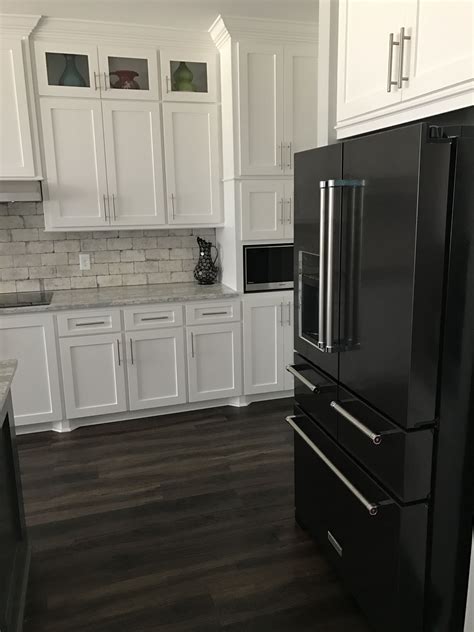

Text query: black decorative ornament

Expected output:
[193,236,219,285]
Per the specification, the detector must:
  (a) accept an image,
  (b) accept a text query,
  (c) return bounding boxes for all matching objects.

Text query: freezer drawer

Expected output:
[291,406,428,632]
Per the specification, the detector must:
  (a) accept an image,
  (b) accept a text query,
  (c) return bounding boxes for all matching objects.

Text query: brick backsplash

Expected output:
[0,202,216,293]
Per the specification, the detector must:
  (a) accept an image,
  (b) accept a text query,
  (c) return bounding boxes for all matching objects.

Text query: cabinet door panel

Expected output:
[238,43,284,175]
[40,98,108,228]
[102,101,165,226]
[161,49,217,102]
[0,315,62,426]
[98,46,159,100]
[60,333,126,419]
[163,103,221,224]
[0,38,35,177]
[128,328,186,411]
[240,181,286,241]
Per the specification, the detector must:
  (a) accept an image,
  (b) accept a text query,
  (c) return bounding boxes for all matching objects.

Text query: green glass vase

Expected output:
[173,61,194,92]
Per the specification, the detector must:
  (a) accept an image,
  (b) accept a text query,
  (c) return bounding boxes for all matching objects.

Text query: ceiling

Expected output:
[0,0,318,31]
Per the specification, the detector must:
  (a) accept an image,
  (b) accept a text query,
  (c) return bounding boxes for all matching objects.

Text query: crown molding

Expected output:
[33,17,217,50]
[209,14,318,46]
[0,13,41,37]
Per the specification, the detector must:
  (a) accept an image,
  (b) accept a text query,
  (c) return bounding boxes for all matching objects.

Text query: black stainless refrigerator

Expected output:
[288,122,474,632]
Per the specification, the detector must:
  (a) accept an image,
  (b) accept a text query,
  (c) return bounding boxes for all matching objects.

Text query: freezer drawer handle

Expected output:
[286,365,320,393]
[330,401,382,445]
[285,415,379,516]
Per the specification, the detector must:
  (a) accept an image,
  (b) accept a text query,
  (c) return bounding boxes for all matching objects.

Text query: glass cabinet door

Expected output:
[160,49,217,102]
[98,47,159,100]
[34,42,100,98]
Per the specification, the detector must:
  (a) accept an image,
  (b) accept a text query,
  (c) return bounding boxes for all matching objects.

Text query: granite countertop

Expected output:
[0,360,17,410]
[0,283,240,315]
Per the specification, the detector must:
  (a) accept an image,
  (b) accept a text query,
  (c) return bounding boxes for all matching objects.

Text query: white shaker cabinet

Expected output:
[187,322,242,402]
[59,333,127,419]
[127,328,187,411]
[241,180,293,241]
[162,103,222,224]
[0,314,62,426]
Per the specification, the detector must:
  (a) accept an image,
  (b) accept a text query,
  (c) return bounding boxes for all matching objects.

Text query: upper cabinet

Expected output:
[160,49,217,102]
[336,0,474,138]
[238,42,317,176]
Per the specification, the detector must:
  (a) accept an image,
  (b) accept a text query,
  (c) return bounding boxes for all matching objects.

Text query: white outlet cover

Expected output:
[79,253,91,271]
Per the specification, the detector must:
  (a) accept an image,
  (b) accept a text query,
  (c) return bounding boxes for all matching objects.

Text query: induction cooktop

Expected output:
[0,291,53,309]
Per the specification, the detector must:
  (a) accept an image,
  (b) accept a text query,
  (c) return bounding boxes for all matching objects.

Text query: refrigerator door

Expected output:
[294,144,342,381]
[339,124,452,429]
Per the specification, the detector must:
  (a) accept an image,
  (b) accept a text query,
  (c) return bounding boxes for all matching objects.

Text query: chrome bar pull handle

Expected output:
[387,33,399,92]
[93,72,99,91]
[397,27,411,88]
[286,365,319,392]
[166,75,171,93]
[103,72,108,91]
[330,401,382,445]
[318,182,327,350]
[103,194,109,223]
[170,193,176,219]
[191,332,195,358]
[287,301,291,326]
[280,302,284,327]
[287,197,292,224]
[279,143,283,170]
[285,416,379,516]
[112,193,117,222]
[280,198,284,224]
[129,338,134,365]
[287,142,292,168]
[326,182,337,352]
[117,339,121,366]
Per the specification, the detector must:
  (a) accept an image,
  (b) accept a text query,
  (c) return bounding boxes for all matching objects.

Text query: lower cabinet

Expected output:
[60,333,127,419]
[127,328,186,411]
[243,292,294,395]
[0,314,62,426]
[187,322,242,402]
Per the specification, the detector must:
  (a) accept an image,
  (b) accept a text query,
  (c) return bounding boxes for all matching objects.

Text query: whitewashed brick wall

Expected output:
[0,202,216,293]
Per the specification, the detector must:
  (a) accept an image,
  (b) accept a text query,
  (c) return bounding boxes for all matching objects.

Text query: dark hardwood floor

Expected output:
[17,398,371,632]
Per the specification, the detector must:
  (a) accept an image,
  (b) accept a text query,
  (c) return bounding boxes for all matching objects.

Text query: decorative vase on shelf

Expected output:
[172,61,194,92]
[193,237,219,285]
[59,54,86,87]
[110,70,140,90]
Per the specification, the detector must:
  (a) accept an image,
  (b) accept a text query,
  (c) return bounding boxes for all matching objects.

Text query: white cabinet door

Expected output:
[60,333,127,419]
[0,38,35,177]
[40,98,109,229]
[337,0,404,122]
[283,297,294,391]
[127,328,186,411]
[102,101,165,226]
[162,103,222,224]
[243,294,285,395]
[284,44,318,175]
[404,0,474,102]
[98,46,159,100]
[0,314,62,427]
[238,42,284,176]
[160,49,218,102]
[240,180,286,241]
[187,322,242,402]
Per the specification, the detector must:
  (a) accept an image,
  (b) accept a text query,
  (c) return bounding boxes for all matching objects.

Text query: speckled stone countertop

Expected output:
[0,283,240,315]
[0,360,17,410]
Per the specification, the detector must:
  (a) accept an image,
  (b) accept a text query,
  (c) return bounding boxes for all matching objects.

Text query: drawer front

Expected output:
[123,304,183,331]
[289,353,338,438]
[336,387,433,502]
[57,309,121,337]
[185,299,240,325]
[291,407,427,632]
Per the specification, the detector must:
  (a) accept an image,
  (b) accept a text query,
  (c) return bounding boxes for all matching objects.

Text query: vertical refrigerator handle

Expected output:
[326,181,336,352]
[319,181,327,351]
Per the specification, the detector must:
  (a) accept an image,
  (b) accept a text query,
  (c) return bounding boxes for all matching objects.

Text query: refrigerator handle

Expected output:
[326,181,336,352]
[318,181,327,350]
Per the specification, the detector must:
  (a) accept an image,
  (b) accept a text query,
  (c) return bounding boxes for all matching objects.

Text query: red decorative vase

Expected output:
[110,70,140,90]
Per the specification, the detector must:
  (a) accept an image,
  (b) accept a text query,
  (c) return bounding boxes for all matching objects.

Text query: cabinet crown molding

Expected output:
[209,14,318,47]
[0,13,41,37]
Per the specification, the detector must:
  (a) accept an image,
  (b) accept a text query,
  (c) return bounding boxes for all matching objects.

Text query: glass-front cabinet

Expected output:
[160,49,217,102]
[98,47,159,100]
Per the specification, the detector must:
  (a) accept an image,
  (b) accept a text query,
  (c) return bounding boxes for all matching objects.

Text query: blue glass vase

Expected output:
[59,54,86,87]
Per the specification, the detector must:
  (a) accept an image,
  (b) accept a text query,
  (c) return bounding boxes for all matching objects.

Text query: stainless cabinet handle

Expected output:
[280,198,284,224]
[397,27,411,88]
[130,338,134,365]
[166,75,171,93]
[93,72,99,91]
[287,301,291,326]
[279,143,283,170]
[202,311,228,316]
[318,182,327,350]
[285,415,379,516]
[330,401,382,445]
[103,72,108,91]
[280,302,284,327]
[387,33,399,92]
[326,181,336,352]
[112,193,117,222]
[287,142,292,169]
[117,339,121,366]
[103,194,109,223]
[191,331,195,358]
[287,197,292,224]
[76,321,106,327]
[170,193,176,219]
[141,315,169,321]
[286,365,319,392]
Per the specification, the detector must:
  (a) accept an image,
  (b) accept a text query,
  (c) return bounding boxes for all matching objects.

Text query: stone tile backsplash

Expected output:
[0,202,216,293]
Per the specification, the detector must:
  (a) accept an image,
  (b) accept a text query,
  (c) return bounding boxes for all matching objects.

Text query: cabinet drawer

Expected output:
[123,304,183,331]
[57,309,121,337]
[289,353,338,439]
[335,387,433,502]
[291,406,427,632]
[185,300,240,325]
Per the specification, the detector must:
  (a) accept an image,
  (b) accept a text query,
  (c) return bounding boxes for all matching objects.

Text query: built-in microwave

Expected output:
[243,244,294,293]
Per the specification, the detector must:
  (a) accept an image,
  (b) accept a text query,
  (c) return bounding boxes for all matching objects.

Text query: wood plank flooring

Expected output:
[17,398,372,631]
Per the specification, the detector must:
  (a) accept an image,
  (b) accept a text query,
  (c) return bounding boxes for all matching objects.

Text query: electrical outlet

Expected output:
[79,253,91,271]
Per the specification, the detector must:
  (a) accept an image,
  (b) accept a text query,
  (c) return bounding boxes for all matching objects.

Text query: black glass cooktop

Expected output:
[0,291,53,309]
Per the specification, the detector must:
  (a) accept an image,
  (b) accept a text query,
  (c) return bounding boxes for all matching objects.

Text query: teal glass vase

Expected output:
[59,54,86,87]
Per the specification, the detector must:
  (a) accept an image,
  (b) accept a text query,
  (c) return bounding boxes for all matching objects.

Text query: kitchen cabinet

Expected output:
[187,322,242,402]
[243,292,293,395]
[0,313,62,426]
[127,328,187,411]
[162,102,222,224]
[160,49,217,102]
[97,46,159,100]
[59,333,127,418]
[240,180,293,241]
[238,42,317,176]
